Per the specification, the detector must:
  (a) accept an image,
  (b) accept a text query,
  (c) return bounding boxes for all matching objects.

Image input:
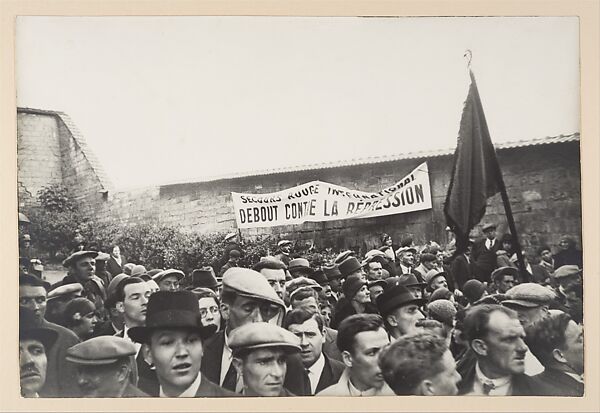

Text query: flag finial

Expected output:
[464,49,473,69]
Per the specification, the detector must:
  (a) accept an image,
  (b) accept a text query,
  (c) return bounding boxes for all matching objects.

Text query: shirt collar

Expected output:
[564,371,584,383]
[475,362,512,388]
[159,372,202,397]
[308,353,325,375]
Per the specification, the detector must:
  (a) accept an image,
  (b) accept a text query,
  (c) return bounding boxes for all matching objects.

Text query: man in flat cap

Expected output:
[502,283,555,329]
[491,267,518,295]
[152,269,185,292]
[20,307,58,397]
[252,258,288,300]
[288,258,315,279]
[66,336,147,397]
[318,314,394,396]
[471,222,500,283]
[45,282,84,325]
[201,268,305,395]
[457,304,543,395]
[274,240,293,267]
[229,322,301,396]
[413,253,438,281]
[283,309,345,395]
[395,247,417,276]
[379,331,461,396]
[525,312,584,396]
[424,269,449,297]
[19,274,81,397]
[376,284,425,340]
[129,291,236,397]
[363,256,385,282]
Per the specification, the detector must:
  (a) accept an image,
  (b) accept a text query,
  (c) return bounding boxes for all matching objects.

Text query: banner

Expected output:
[232,162,432,229]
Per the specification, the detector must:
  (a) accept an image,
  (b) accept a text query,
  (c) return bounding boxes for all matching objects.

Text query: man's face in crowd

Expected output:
[540,249,553,263]
[281,244,292,254]
[344,328,390,390]
[19,285,47,322]
[422,260,437,271]
[19,339,47,396]
[484,228,496,240]
[496,275,516,293]
[385,237,393,247]
[321,283,333,297]
[426,350,461,396]
[329,278,342,294]
[292,296,320,314]
[74,257,96,280]
[436,251,445,265]
[261,269,286,299]
[353,285,371,305]
[288,318,324,368]
[158,275,180,292]
[559,238,571,251]
[477,311,528,376]
[516,305,550,329]
[366,262,383,280]
[236,348,287,397]
[320,306,332,327]
[401,252,415,267]
[430,276,448,291]
[561,320,584,375]
[76,362,126,397]
[118,282,151,326]
[198,297,221,329]
[223,296,281,331]
[146,329,204,393]
[408,286,423,299]
[111,246,120,258]
[369,285,384,302]
[389,304,425,336]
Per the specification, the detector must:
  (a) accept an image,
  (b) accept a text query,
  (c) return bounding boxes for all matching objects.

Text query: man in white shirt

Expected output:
[317,314,394,396]
[129,291,236,397]
[283,309,345,395]
[395,247,417,275]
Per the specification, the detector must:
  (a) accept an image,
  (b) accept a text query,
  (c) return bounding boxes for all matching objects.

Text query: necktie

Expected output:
[222,364,237,391]
[482,381,495,395]
[303,369,312,396]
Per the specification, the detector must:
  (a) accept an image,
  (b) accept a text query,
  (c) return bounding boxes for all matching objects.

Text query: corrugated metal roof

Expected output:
[163,133,580,185]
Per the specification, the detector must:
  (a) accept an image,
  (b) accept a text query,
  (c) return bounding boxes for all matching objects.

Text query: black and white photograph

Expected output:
[7,8,595,409]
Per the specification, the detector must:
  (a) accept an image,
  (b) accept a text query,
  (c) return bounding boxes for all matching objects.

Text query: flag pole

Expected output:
[465,51,529,282]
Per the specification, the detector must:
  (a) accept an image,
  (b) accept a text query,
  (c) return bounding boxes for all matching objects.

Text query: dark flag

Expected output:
[444,70,503,253]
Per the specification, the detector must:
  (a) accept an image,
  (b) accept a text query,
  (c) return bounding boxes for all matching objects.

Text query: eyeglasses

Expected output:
[199,306,220,318]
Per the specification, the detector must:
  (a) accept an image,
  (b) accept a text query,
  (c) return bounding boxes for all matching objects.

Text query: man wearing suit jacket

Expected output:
[449,239,475,291]
[284,309,345,395]
[457,304,544,395]
[106,246,127,277]
[471,223,500,283]
[201,268,305,395]
[129,290,237,397]
[525,312,584,396]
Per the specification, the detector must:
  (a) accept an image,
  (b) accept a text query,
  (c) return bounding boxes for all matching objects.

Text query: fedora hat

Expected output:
[20,307,58,350]
[376,284,425,317]
[342,274,367,300]
[323,264,342,281]
[288,258,314,274]
[191,267,219,289]
[309,268,328,286]
[338,257,362,278]
[397,273,427,288]
[128,291,216,343]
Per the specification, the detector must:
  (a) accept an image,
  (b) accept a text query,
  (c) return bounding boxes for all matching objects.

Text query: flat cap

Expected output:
[308,268,328,286]
[152,268,185,283]
[106,274,129,301]
[95,252,110,261]
[229,322,300,355]
[395,246,417,256]
[492,266,519,282]
[503,283,557,308]
[364,249,388,260]
[130,264,148,277]
[553,265,582,279]
[224,232,237,242]
[66,336,136,365]
[47,283,83,301]
[424,269,446,286]
[286,276,322,297]
[277,240,293,247]
[334,250,355,264]
[288,258,314,274]
[62,251,98,268]
[222,267,284,308]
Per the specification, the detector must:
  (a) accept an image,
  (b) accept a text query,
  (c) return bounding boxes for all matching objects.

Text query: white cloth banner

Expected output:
[232,162,432,229]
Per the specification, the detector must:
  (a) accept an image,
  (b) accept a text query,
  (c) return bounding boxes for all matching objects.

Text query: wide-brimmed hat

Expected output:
[191,267,220,289]
[128,291,216,343]
[62,251,98,268]
[288,258,314,274]
[323,264,342,281]
[309,268,328,286]
[376,284,425,316]
[229,322,300,356]
[397,273,427,288]
[20,307,58,350]
[338,257,362,278]
[367,279,387,290]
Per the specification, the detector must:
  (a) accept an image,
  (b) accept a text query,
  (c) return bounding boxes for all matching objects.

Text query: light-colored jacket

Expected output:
[316,369,395,397]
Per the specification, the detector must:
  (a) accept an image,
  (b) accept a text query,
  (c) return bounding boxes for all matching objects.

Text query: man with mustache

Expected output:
[317,314,394,396]
[457,304,544,395]
[129,291,236,397]
[66,336,147,397]
[19,307,57,398]
[230,322,301,396]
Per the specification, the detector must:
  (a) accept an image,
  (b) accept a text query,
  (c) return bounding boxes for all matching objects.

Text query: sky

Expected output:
[16,16,579,190]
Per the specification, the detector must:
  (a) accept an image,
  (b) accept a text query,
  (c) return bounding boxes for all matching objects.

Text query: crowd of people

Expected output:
[18,223,584,398]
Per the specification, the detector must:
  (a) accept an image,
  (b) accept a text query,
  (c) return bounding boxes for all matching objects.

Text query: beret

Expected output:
[224,232,237,242]
[503,283,557,308]
[424,269,446,286]
[288,258,313,273]
[553,265,582,279]
[229,322,300,355]
[286,276,322,297]
[427,299,457,327]
[338,257,362,278]
[62,251,98,268]
[342,274,366,300]
[152,268,185,283]
[66,336,136,365]
[492,266,519,282]
[222,267,284,308]
[130,264,148,277]
[47,283,83,301]
[277,240,293,247]
[64,298,96,323]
